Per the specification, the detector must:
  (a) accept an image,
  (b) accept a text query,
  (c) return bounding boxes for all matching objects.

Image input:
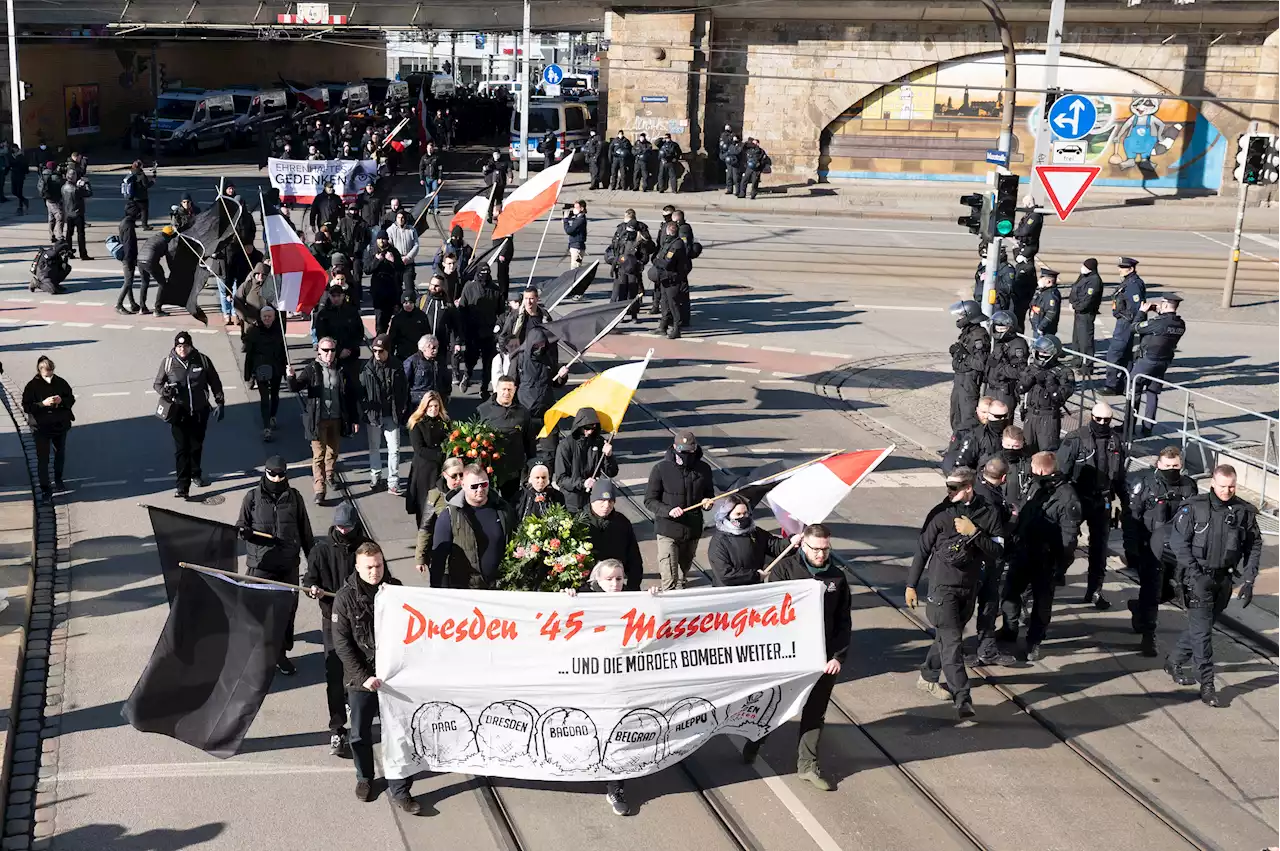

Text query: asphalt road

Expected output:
[1,170,1276,850]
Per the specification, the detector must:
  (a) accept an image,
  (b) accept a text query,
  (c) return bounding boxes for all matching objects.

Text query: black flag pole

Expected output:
[181,561,334,598]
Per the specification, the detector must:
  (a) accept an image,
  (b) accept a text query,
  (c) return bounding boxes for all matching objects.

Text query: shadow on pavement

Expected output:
[47,822,224,850]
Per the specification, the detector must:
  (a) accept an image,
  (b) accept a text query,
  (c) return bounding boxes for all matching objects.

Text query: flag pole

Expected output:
[259,188,293,367]
[680,450,843,512]
[525,203,557,288]
[180,561,334,598]
[379,116,411,150]
[412,181,444,232]
[760,541,798,579]
[472,182,497,256]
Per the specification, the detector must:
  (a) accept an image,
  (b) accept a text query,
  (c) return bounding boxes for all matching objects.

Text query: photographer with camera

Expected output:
[153,332,225,500]
[563,200,587,272]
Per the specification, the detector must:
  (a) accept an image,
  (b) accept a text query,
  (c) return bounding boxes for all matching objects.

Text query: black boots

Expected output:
[1199,682,1220,708]
[1164,658,1196,686]
[1139,633,1158,658]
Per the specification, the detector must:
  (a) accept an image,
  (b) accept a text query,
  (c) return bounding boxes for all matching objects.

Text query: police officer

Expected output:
[1057,401,1127,607]
[984,310,1028,409]
[583,130,605,190]
[998,451,1082,661]
[1168,464,1261,707]
[716,123,734,186]
[631,132,653,191]
[608,131,632,191]
[1103,257,1146,394]
[536,129,558,170]
[1016,335,1075,453]
[1009,255,1037,332]
[722,134,744,197]
[948,301,989,434]
[1068,258,1104,369]
[905,466,1003,719]
[1131,293,1186,438]
[1123,446,1197,657]
[1012,200,1044,263]
[974,247,1014,313]
[1028,268,1060,339]
[657,133,683,194]
[741,138,769,200]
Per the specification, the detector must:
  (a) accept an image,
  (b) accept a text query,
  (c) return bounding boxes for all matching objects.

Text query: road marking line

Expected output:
[724,365,761,374]
[709,378,746,383]
[760,345,795,353]
[707,447,730,455]
[693,220,954,238]
[191,329,218,335]
[143,326,168,331]
[1243,233,1280,249]
[738,744,845,851]
[101,324,130,330]
[771,371,801,378]
[799,447,839,453]
[1192,230,1278,264]
[0,319,19,326]
[583,352,618,359]
[679,336,704,344]
[748,447,774,454]
[79,479,129,489]
[760,380,800,386]
[75,301,106,306]
[62,322,94,328]
[92,391,130,397]
[23,320,53,326]
[715,340,750,348]
[4,297,31,303]
[142,476,173,483]
[852,303,941,312]
[810,351,853,359]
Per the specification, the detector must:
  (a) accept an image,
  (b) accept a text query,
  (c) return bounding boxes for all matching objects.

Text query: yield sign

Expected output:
[1035,165,1101,220]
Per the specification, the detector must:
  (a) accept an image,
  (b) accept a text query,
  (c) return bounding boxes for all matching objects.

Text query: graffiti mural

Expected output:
[819,53,1226,190]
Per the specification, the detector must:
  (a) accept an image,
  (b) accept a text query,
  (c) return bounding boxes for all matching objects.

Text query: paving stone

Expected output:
[10,749,35,764]
[6,792,30,807]
[8,775,34,792]
[5,803,31,821]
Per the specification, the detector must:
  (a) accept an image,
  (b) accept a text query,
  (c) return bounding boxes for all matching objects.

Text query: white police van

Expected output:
[226,86,289,145]
[152,89,238,154]
[509,99,592,163]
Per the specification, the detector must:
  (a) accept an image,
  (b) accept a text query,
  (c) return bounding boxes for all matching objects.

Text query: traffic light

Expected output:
[990,173,1018,237]
[957,192,987,237]
[19,82,30,101]
[1234,133,1278,185]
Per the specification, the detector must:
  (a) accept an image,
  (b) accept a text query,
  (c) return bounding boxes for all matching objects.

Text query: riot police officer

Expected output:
[1012,200,1044,263]
[657,133,683,193]
[1124,445,1197,657]
[1103,257,1146,394]
[716,124,734,186]
[1168,464,1261,707]
[1068,258,1104,370]
[1028,268,1061,339]
[984,310,1028,409]
[1016,335,1074,453]
[948,301,989,434]
[1131,293,1186,438]
[1057,401,1128,607]
[741,138,769,200]
[609,131,632,191]
[722,135,744,197]
[583,130,605,190]
[631,133,653,191]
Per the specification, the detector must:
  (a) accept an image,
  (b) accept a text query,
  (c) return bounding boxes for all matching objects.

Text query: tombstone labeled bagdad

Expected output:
[537,707,602,774]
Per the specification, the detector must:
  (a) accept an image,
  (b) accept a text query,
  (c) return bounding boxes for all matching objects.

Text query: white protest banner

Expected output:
[267,157,378,204]
[374,583,827,782]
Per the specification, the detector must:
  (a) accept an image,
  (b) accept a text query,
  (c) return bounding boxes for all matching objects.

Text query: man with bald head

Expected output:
[944,398,1011,475]
[1056,402,1128,608]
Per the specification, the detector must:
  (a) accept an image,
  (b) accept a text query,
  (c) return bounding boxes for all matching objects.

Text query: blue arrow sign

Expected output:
[542,63,564,86]
[1048,94,1097,141]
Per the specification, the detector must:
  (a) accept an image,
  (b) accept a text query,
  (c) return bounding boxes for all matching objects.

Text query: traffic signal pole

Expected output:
[518,0,532,180]
[6,0,20,149]
[977,0,1016,319]
[1221,182,1248,308]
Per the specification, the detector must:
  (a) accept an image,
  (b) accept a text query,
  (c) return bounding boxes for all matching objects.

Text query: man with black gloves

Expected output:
[1016,334,1075,453]
[644,431,714,590]
[309,181,344,239]
[608,131,632,191]
[657,133,682,193]
[430,465,516,589]
[137,226,175,316]
[905,466,1003,719]
[998,452,1081,662]
[716,124,735,185]
[583,130,605,190]
[1131,293,1186,437]
[1168,464,1262,707]
[742,523,849,792]
[554,407,619,514]
[1124,446,1198,657]
[985,310,1028,408]
[1069,258,1104,367]
[1057,401,1127,607]
[457,265,504,398]
[631,132,652,191]
[1103,257,1147,394]
[360,335,410,495]
[581,479,643,591]
[287,337,361,504]
[304,499,370,756]
[477,375,536,502]
[1028,268,1060,339]
[943,398,1010,475]
[948,301,989,434]
[153,332,225,499]
[237,456,315,676]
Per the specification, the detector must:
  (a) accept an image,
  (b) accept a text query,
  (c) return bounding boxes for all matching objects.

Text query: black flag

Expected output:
[122,567,296,758]
[147,506,239,606]
[544,299,638,354]
[159,198,251,323]
[730,460,793,509]
[542,261,599,313]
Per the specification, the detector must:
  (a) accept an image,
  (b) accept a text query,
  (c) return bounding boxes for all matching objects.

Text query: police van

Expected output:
[509,99,592,163]
[319,81,372,116]
[365,78,410,106]
[151,89,239,154]
[226,86,289,145]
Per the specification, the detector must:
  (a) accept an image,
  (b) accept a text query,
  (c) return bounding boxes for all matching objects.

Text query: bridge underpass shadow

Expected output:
[40,822,225,851]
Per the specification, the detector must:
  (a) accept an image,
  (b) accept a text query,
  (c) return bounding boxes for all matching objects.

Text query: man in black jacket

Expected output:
[741,523,849,792]
[554,407,619,514]
[985,310,1029,408]
[60,176,91,260]
[312,283,365,381]
[608,131,631,191]
[644,431,714,590]
[652,222,689,340]
[948,301,989,434]
[237,455,315,676]
[583,130,604,190]
[1028,268,1060,338]
[385,291,431,363]
[478,376,536,502]
[631,133,653,191]
[304,499,370,757]
[309,181,344,239]
[1016,335,1074,453]
[332,542,419,812]
[422,275,462,372]
[137,227,175,316]
[153,332,225,498]
[657,133,683,194]
[562,200,587,270]
[581,479,643,591]
[943,398,1010,475]
[1069,258,1104,367]
[287,337,361,504]
[457,265,503,398]
[1057,402,1127,607]
[430,465,516,589]
[722,135,744,196]
[905,467,1003,719]
[418,141,443,210]
[360,335,409,494]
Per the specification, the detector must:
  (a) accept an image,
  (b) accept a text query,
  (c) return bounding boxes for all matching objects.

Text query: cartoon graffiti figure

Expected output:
[897,85,915,120]
[1109,96,1181,172]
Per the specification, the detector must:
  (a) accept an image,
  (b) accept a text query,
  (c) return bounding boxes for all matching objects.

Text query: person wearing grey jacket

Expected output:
[385,209,420,291]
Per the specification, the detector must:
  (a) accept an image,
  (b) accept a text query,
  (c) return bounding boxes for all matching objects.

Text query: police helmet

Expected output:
[991,310,1015,330]
[949,300,984,325]
[1032,334,1062,361]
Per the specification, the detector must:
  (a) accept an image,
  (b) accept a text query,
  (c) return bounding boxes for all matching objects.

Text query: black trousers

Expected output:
[1131,546,1177,636]
[1079,500,1110,595]
[141,260,167,309]
[658,161,679,193]
[11,172,25,211]
[657,283,682,336]
[495,262,511,302]
[257,376,281,426]
[34,431,67,491]
[321,620,347,734]
[588,160,602,189]
[464,335,497,394]
[349,689,412,795]
[1171,575,1232,685]
[1001,556,1057,647]
[726,165,741,194]
[975,560,1004,657]
[118,263,139,308]
[746,670,836,774]
[374,304,396,335]
[65,214,87,258]
[611,274,641,318]
[249,563,298,653]
[170,408,209,492]
[921,586,976,702]
[1022,411,1062,454]
[741,168,761,198]
[950,374,982,435]
[1132,357,1171,433]
[609,158,627,190]
[632,161,649,191]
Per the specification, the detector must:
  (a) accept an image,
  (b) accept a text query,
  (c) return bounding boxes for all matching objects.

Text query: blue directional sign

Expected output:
[542,63,564,86]
[1048,94,1097,141]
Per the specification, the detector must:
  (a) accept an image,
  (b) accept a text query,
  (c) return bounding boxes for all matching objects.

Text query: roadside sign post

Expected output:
[518,0,531,180]
[1025,0,1065,207]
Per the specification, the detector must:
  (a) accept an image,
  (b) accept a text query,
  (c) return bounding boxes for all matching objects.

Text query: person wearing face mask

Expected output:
[1123,446,1198,657]
[644,431,715,590]
[945,398,1011,475]
[237,455,315,676]
[386,289,431,363]
[517,463,564,520]
[608,131,632,191]
[21,356,76,496]
[1167,464,1261,707]
[422,276,462,382]
[969,457,1018,667]
[435,225,474,278]
[997,452,1081,661]
[1027,268,1060,340]
[984,310,1029,409]
[998,425,1033,511]
[948,301,990,434]
[716,123,735,186]
[580,479,643,590]
[583,130,605,190]
[154,332,225,499]
[243,305,287,442]
[457,264,504,398]
[1068,258,1104,369]
[413,457,465,572]
[707,495,794,588]
[905,467,1003,719]
[1103,256,1146,394]
[514,327,570,423]
[1130,293,1186,438]
[309,180,343,240]
[1056,402,1128,606]
[304,499,370,757]
[1016,334,1075,453]
[554,407,618,513]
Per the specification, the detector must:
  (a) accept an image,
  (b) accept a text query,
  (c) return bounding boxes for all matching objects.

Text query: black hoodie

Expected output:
[644,445,714,542]
[514,327,565,416]
[554,407,619,513]
[303,501,370,619]
[580,506,643,591]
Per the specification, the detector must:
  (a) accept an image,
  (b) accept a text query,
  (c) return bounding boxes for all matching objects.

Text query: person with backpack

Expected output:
[29,241,72,295]
[37,162,63,243]
[740,138,770,200]
[123,160,155,229]
[113,215,140,314]
[153,332,226,499]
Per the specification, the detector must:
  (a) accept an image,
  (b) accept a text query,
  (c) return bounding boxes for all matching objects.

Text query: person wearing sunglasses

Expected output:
[414,457,465,574]
[429,464,515,590]
[287,337,361,505]
[905,467,1003,721]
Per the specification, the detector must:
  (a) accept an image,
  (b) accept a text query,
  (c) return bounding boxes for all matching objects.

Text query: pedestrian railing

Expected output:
[1016,334,1134,436]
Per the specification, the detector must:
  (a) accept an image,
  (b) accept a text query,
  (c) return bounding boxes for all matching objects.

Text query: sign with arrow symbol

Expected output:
[1048,94,1097,142]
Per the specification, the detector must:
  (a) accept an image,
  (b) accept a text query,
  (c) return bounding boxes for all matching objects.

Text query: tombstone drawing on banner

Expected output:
[476,700,539,766]
[663,697,719,761]
[718,687,781,739]
[409,702,479,765]
[602,708,669,774]
[536,707,601,773]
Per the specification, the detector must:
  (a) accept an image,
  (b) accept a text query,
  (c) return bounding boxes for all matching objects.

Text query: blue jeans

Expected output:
[215,277,233,318]
[367,414,401,487]
[423,179,440,211]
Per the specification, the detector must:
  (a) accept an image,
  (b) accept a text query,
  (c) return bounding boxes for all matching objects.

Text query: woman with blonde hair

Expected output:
[405,390,451,525]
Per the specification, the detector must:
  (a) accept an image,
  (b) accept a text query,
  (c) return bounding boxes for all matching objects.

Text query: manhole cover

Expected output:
[201,494,226,506]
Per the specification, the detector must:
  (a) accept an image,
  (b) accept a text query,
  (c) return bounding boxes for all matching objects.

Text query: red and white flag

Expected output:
[491,155,574,240]
[449,187,491,233]
[764,448,894,535]
[283,80,328,112]
[264,213,328,315]
[417,84,430,145]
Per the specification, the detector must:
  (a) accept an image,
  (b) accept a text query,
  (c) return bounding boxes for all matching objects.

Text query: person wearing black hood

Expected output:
[237,455,315,676]
[482,152,510,224]
[984,310,1029,409]
[309,181,344,239]
[386,289,432,363]
[1057,401,1128,607]
[436,225,475,275]
[457,264,504,398]
[707,496,794,587]
[171,193,199,232]
[154,332,225,499]
[998,425,1033,510]
[1016,334,1074,454]
[422,276,462,380]
[944,398,1011,475]
[21,356,75,496]
[580,479,643,590]
[514,327,569,422]
[948,300,989,434]
[1068,258,1103,369]
[644,431,714,590]
[555,408,619,514]
[305,499,370,757]
[114,215,141,314]
[492,233,515,301]
[288,337,361,504]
